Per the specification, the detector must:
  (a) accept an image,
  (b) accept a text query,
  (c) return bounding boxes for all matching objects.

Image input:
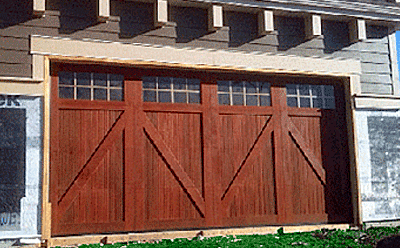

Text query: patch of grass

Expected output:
[57,226,400,248]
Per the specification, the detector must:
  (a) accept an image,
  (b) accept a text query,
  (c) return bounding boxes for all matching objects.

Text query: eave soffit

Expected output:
[185,0,400,23]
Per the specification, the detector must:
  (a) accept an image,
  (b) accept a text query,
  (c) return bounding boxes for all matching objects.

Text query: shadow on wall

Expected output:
[111,0,155,38]
[55,0,99,34]
[170,6,209,43]
[0,0,33,28]
[275,16,306,51]
[322,20,351,53]
[225,11,259,47]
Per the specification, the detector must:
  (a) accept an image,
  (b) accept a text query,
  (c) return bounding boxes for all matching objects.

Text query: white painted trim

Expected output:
[32,55,45,81]
[354,95,400,109]
[208,5,224,31]
[305,15,322,39]
[98,0,110,22]
[388,30,400,96]
[194,0,400,22]
[258,10,274,35]
[350,19,367,43]
[33,0,45,16]
[30,36,361,77]
[0,82,44,96]
[155,0,168,26]
[0,234,41,240]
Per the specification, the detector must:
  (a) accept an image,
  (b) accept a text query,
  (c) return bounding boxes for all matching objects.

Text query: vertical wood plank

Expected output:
[271,85,293,224]
[201,81,221,226]
[126,80,145,231]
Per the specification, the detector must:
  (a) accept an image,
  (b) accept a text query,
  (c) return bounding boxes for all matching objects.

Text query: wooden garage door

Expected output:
[50,68,353,236]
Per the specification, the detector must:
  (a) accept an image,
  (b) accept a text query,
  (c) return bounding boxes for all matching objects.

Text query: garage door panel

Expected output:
[57,131,125,225]
[144,136,204,222]
[143,112,205,223]
[219,115,271,186]
[288,134,326,218]
[220,115,276,221]
[145,112,203,193]
[58,109,124,197]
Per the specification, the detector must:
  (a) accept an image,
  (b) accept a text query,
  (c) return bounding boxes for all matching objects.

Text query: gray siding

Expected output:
[0,0,395,95]
[360,25,392,94]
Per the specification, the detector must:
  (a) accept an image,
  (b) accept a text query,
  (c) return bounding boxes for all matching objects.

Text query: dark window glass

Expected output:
[260,95,270,106]
[76,72,91,85]
[313,98,323,108]
[143,78,156,89]
[110,89,123,101]
[159,91,172,103]
[58,71,123,101]
[59,72,74,85]
[287,97,297,107]
[158,77,171,89]
[143,90,156,102]
[219,94,230,105]
[189,93,200,104]
[77,88,91,100]
[175,92,187,103]
[93,73,107,86]
[232,94,244,105]
[109,74,124,87]
[187,79,200,90]
[94,88,107,100]
[218,81,230,92]
[246,95,258,106]
[245,82,257,93]
[299,85,310,95]
[59,87,74,99]
[300,97,311,108]
[231,82,243,92]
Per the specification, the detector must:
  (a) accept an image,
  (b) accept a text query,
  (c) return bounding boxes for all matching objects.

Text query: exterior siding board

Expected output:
[0,1,396,90]
[0,50,31,64]
[361,83,393,94]
[0,63,32,77]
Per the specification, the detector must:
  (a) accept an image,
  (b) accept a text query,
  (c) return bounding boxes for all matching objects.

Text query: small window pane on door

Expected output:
[142,77,201,104]
[286,84,335,109]
[217,81,271,106]
[58,72,124,101]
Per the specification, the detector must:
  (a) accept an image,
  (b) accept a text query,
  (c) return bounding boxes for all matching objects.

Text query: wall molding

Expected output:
[354,94,400,109]
[30,35,361,77]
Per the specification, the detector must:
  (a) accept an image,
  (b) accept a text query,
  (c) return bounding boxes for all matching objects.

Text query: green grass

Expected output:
[62,226,400,248]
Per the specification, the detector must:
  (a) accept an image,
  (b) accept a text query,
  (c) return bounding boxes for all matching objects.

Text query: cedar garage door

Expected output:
[50,65,353,236]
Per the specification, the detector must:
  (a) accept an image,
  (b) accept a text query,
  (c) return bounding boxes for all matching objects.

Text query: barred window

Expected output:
[218,81,271,106]
[286,84,335,109]
[142,77,201,104]
[58,72,124,101]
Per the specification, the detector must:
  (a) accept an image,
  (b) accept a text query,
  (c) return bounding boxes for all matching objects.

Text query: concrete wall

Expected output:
[356,110,400,222]
[0,94,42,245]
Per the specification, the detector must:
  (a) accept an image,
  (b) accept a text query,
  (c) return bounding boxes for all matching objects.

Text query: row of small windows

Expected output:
[58,72,123,101]
[58,73,336,109]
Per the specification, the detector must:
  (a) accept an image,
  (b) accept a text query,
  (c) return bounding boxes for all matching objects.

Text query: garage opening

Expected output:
[50,63,353,236]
